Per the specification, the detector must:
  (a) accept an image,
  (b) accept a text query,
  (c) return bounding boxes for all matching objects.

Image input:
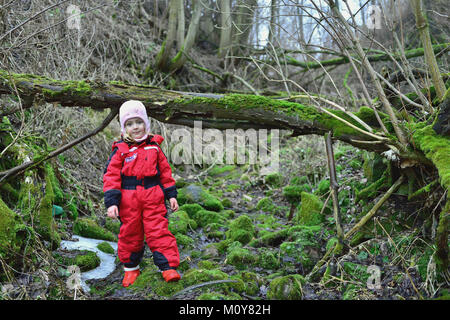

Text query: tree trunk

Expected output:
[409,0,446,101]
[0,68,443,171]
[155,0,178,71]
[218,0,232,59]
[169,0,203,72]
[176,0,185,51]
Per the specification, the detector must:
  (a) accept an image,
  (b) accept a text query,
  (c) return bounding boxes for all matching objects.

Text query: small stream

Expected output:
[60,235,118,293]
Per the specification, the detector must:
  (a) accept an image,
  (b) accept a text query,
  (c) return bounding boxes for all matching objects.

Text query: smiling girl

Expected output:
[103,100,181,287]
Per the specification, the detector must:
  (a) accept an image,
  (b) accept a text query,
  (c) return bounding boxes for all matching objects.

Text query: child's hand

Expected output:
[169,198,179,212]
[107,205,119,219]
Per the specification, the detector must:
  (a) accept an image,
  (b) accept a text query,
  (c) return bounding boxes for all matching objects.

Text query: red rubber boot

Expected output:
[122,269,140,287]
[162,269,181,282]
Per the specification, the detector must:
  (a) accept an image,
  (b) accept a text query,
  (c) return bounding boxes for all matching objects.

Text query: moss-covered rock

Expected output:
[178,185,224,212]
[174,233,195,248]
[264,172,283,188]
[204,223,226,240]
[190,209,226,228]
[283,184,311,205]
[267,274,305,299]
[168,210,197,234]
[97,242,115,254]
[132,263,183,296]
[249,227,289,247]
[225,241,257,270]
[255,197,286,216]
[225,214,255,245]
[295,192,324,226]
[73,218,117,241]
[179,203,203,217]
[208,165,236,177]
[75,250,101,272]
[236,271,261,296]
[182,268,229,287]
[256,248,280,270]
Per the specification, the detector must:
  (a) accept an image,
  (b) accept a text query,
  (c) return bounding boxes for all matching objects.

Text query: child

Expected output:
[103,100,181,287]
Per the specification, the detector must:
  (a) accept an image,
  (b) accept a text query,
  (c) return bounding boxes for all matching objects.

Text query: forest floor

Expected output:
[48,137,443,301]
[1,134,446,301]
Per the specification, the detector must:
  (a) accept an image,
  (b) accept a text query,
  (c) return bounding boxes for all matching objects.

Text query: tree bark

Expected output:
[409,0,446,101]
[218,0,232,59]
[169,0,203,72]
[155,0,178,71]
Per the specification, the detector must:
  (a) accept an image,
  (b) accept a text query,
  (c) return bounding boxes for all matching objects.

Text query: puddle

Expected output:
[60,235,118,293]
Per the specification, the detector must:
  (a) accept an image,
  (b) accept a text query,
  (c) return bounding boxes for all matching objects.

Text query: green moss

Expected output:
[197,260,217,270]
[256,248,280,269]
[175,233,195,248]
[132,264,183,296]
[225,241,257,270]
[255,197,286,216]
[316,179,330,195]
[267,275,305,300]
[178,185,224,212]
[75,250,100,272]
[249,228,289,247]
[413,124,450,193]
[179,203,203,217]
[362,152,386,183]
[204,223,226,240]
[182,268,229,287]
[225,214,255,245]
[197,292,242,300]
[97,242,115,254]
[208,165,236,177]
[190,209,226,228]
[38,170,61,248]
[168,210,197,234]
[221,198,233,208]
[0,197,18,260]
[342,262,370,283]
[45,164,63,204]
[105,219,120,235]
[295,192,324,226]
[265,172,283,188]
[73,218,117,241]
[237,271,261,296]
[355,174,387,203]
[283,184,311,205]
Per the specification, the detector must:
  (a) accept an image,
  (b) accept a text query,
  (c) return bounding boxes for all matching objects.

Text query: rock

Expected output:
[267,275,305,300]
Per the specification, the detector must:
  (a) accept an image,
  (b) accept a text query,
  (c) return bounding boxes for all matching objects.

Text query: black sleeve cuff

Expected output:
[163,185,177,200]
[104,189,121,208]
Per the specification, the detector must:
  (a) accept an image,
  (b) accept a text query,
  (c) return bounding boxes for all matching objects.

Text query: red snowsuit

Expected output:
[103,134,179,271]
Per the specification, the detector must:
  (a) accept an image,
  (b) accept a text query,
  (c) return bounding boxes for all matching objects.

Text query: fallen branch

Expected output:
[0,108,118,183]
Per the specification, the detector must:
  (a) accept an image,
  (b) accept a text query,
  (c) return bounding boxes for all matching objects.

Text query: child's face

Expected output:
[125,117,146,140]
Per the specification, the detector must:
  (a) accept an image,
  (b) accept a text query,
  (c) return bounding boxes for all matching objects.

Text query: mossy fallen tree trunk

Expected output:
[0,69,445,171]
[0,69,395,153]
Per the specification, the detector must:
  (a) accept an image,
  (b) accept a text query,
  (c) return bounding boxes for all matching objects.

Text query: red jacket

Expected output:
[103,134,177,209]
